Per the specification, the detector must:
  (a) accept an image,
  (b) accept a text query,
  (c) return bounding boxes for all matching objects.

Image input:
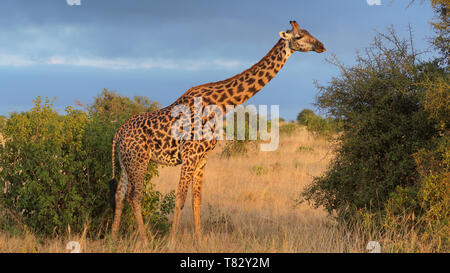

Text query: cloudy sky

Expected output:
[0,0,436,120]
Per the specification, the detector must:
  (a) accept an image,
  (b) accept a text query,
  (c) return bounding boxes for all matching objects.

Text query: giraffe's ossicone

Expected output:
[109,20,326,242]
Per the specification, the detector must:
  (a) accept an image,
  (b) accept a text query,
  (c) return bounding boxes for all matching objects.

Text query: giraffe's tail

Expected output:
[109,178,117,211]
[111,129,120,180]
[109,129,120,211]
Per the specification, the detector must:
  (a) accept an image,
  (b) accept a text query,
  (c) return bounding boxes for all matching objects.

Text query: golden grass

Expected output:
[0,126,370,253]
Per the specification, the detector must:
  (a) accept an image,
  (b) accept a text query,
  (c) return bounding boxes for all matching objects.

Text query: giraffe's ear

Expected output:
[279,31,293,40]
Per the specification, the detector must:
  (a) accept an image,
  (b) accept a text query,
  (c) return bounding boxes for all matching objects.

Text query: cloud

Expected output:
[0,54,247,71]
[0,55,37,66]
[366,0,382,6]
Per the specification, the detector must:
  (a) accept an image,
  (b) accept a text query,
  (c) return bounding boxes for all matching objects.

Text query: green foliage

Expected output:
[301,29,442,220]
[372,138,449,252]
[296,108,341,136]
[417,61,450,131]
[0,97,96,236]
[141,184,176,234]
[0,115,6,132]
[301,26,449,250]
[0,91,174,237]
[416,138,449,227]
[90,88,160,119]
[384,136,450,251]
[380,2,449,250]
[296,109,315,124]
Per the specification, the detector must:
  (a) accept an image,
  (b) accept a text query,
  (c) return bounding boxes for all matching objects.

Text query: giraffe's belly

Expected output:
[149,145,182,166]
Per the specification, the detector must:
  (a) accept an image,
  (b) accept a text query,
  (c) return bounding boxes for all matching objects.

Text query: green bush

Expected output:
[296,109,316,125]
[0,91,174,237]
[383,136,450,251]
[378,2,449,250]
[300,1,449,250]
[0,97,97,236]
[89,88,160,120]
[301,29,442,223]
[296,109,341,136]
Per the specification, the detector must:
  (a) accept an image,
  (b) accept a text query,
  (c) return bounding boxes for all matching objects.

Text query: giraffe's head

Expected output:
[279,21,326,53]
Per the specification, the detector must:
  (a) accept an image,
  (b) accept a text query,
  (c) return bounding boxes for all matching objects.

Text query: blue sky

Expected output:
[0,0,437,120]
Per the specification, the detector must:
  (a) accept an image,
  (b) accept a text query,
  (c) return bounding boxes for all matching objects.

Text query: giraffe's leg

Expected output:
[128,184,147,241]
[126,161,149,241]
[170,160,196,239]
[192,157,207,242]
[112,169,128,239]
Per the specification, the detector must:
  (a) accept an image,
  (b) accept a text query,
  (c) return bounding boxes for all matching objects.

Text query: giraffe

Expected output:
[109,20,326,241]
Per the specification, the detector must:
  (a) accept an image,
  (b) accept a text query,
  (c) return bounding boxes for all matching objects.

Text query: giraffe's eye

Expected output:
[294,36,302,40]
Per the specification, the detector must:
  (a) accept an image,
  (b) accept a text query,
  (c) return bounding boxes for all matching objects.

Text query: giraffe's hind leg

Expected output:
[170,160,195,239]
[125,157,150,241]
[192,156,207,242]
[127,177,147,240]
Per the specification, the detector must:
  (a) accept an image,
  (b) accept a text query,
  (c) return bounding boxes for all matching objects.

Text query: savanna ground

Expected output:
[0,126,370,253]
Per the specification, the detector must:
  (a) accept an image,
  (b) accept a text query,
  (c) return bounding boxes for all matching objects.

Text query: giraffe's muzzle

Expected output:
[314,42,326,53]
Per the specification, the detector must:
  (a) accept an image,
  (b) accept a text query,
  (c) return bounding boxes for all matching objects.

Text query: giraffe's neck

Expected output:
[174,38,294,112]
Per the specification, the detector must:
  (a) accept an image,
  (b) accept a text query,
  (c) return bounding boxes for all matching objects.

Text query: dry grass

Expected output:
[0,126,370,253]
